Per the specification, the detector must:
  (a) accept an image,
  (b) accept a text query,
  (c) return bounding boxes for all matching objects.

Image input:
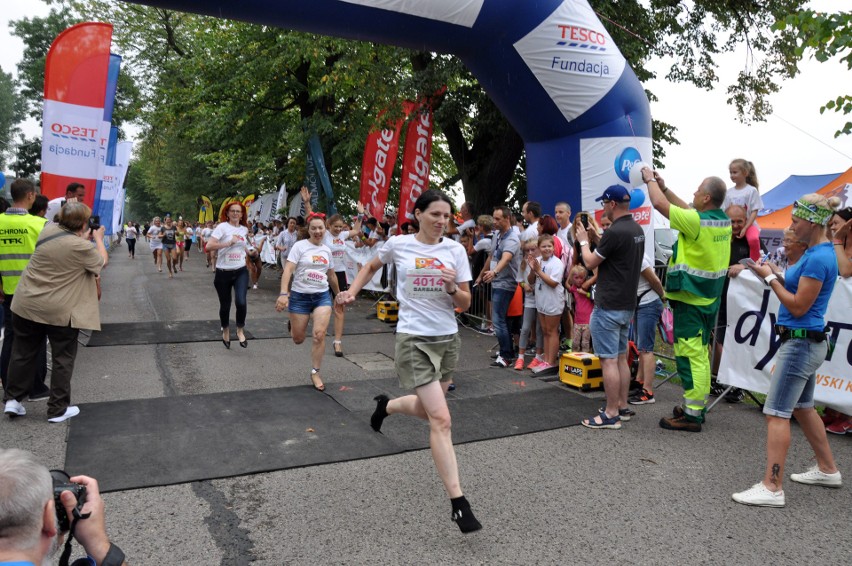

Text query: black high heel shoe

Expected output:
[237,329,248,348]
[222,328,231,349]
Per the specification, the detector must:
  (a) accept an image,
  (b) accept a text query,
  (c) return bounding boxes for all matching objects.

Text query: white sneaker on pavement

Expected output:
[4,399,26,418]
[47,406,80,423]
[732,482,785,507]
[790,465,842,487]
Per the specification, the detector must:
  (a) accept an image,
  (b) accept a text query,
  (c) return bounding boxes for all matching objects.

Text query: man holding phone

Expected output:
[644,168,731,432]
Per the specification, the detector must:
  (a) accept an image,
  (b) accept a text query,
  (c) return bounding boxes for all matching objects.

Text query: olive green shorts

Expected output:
[394,332,461,390]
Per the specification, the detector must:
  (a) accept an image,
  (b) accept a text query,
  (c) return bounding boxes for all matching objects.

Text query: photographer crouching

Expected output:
[3,202,108,423]
[0,448,128,566]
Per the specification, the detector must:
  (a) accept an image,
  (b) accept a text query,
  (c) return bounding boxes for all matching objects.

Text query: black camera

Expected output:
[51,470,87,532]
[88,215,101,231]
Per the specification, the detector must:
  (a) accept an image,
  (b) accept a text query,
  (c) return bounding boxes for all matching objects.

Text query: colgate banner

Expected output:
[40,22,113,209]
[398,106,435,223]
[359,111,406,218]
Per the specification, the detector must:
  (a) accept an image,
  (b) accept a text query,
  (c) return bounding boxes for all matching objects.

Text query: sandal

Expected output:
[333,340,343,357]
[310,368,325,392]
[581,412,621,430]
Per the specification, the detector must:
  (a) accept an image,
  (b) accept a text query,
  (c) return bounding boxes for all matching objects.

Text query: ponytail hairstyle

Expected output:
[730,158,759,189]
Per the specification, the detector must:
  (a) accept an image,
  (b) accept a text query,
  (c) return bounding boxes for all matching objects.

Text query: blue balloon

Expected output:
[629,188,645,210]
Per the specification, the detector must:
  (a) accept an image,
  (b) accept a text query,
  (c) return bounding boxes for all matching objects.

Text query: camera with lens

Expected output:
[51,470,87,532]
[88,215,101,231]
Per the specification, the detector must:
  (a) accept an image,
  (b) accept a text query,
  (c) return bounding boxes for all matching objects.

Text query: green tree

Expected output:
[775,9,852,137]
[0,69,26,170]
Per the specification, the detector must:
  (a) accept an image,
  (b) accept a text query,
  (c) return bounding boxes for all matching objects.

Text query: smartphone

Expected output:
[580,213,589,229]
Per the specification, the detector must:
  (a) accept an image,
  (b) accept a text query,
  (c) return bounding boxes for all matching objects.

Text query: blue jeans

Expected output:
[635,298,664,352]
[764,338,827,419]
[589,307,633,359]
[491,286,515,359]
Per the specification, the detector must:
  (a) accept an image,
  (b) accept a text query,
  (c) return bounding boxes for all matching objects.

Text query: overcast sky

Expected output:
[2,0,851,199]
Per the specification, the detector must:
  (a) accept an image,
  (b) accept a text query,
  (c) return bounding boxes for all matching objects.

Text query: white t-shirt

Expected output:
[521,221,539,242]
[184,227,193,240]
[323,230,351,272]
[201,227,213,240]
[211,222,249,270]
[534,255,566,316]
[636,255,661,305]
[147,225,163,249]
[287,239,333,294]
[722,184,763,216]
[556,225,572,249]
[125,226,137,240]
[378,234,472,336]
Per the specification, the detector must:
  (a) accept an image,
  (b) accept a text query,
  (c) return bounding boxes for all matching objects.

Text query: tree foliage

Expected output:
[9,0,831,216]
[0,69,26,171]
[775,9,852,137]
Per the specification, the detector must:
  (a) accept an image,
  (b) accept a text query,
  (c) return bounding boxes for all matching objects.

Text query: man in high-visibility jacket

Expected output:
[0,179,45,394]
[644,167,731,432]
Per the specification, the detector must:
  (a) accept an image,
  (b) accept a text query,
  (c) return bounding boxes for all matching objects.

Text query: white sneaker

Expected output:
[531,362,555,374]
[732,482,785,507]
[47,406,80,423]
[252,284,258,289]
[790,465,842,488]
[4,399,26,418]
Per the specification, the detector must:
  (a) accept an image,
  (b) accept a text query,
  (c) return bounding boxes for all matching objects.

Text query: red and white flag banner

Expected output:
[398,105,435,223]
[359,110,407,218]
[40,22,113,208]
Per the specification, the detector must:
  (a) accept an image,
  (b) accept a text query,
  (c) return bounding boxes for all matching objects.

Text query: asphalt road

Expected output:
[1,238,850,565]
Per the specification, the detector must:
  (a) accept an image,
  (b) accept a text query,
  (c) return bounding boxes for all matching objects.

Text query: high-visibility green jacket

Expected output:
[0,212,46,295]
[666,206,732,306]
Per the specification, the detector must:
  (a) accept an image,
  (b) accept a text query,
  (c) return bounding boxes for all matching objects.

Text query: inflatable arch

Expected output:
[123,0,653,232]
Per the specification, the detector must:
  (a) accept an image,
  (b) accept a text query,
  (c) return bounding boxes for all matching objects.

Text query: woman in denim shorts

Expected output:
[733,194,842,507]
[335,190,481,534]
[276,212,340,392]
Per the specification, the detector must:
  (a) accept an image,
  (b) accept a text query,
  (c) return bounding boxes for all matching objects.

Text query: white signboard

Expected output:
[719,271,852,414]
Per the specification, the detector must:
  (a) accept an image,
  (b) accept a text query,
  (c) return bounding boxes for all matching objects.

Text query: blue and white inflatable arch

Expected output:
[124,0,653,238]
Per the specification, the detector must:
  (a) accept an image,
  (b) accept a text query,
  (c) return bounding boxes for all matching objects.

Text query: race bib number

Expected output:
[332,249,345,259]
[303,269,327,287]
[405,268,445,299]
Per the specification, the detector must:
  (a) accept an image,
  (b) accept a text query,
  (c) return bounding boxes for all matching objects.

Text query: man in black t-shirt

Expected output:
[575,185,645,429]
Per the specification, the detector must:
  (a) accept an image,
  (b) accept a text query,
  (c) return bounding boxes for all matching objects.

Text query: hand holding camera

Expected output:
[54,471,116,564]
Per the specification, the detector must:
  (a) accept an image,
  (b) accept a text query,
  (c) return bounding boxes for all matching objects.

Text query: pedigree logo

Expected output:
[555,24,607,51]
[49,122,98,141]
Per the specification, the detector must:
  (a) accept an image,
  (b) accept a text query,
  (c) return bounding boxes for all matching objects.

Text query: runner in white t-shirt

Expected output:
[200,221,215,268]
[335,190,481,534]
[206,202,253,349]
[275,213,341,392]
[322,205,363,357]
[147,217,164,272]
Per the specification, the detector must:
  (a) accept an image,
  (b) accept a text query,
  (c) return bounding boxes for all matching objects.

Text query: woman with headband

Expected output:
[732,193,842,507]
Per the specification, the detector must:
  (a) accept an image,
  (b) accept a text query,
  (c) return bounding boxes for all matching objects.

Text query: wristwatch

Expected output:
[764,274,778,286]
[447,287,458,295]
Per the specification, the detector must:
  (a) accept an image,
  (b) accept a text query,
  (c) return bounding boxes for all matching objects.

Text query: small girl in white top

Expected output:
[527,234,565,374]
[723,158,763,261]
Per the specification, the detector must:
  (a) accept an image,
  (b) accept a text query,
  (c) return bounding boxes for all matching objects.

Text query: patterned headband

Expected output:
[792,199,832,226]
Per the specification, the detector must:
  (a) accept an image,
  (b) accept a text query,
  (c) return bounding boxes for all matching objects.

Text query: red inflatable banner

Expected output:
[40,22,113,207]
[398,106,435,224]
[358,110,407,218]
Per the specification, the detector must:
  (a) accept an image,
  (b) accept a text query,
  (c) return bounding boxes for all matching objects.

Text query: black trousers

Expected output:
[1,297,48,396]
[4,314,80,418]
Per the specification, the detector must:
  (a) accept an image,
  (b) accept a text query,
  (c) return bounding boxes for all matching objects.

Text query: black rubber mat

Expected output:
[65,375,599,492]
[80,315,394,347]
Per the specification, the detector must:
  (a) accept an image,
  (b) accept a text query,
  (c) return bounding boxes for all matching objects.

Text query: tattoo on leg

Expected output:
[771,463,781,488]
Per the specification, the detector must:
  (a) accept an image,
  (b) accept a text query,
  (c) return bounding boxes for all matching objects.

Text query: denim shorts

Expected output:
[635,298,663,352]
[589,307,633,359]
[288,289,332,314]
[763,338,827,418]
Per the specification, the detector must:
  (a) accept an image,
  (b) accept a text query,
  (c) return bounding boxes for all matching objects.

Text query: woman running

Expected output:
[276,212,340,391]
[323,205,363,356]
[175,219,187,271]
[206,202,253,349]
[160,216,179,278]
[147,217,163,272]
[125,222,138,259]
[335,189,481,534]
